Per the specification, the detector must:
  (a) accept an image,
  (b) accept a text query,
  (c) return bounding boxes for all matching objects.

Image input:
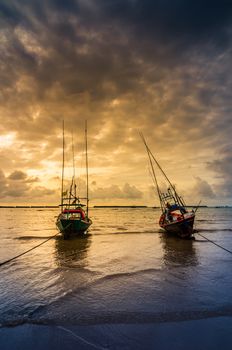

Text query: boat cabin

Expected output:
[62,208,85,220]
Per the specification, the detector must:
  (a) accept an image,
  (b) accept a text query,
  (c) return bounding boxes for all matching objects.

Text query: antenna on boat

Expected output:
[85,120,89,218]
[61,120,65,212]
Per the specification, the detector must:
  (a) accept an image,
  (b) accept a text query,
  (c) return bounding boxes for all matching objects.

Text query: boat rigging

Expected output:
[56,121,92,239]
[141,132,196,239]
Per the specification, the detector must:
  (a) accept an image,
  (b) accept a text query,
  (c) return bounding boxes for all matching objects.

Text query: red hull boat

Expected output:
[141,133,197,239]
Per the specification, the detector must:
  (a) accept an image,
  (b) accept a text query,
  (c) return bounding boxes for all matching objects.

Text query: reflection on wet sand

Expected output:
[55,234,92,268]
[160,232,198,266]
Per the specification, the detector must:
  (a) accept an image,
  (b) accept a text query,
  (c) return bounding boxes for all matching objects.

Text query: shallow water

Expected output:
[0,207,232,328]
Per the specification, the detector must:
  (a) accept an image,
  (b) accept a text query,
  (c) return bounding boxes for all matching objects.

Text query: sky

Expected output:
[0,0,232,206]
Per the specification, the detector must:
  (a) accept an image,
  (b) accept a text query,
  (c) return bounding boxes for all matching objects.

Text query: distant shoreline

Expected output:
[93,205,148,208]
[0,205,59,208]
[0,205,149,209]
[0,205,231,209]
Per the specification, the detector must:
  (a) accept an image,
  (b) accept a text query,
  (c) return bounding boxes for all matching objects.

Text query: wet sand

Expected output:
[1,317,232,350]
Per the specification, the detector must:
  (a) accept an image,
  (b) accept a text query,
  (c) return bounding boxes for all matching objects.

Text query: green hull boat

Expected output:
[56,213,92,239]
[56,121,92,239]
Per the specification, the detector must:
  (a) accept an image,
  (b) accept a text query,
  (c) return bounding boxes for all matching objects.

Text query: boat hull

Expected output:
[160,215,195,238]
[56,217,92,239]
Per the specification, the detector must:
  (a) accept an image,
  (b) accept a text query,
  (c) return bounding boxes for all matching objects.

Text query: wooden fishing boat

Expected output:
[141,133,197,239]
[56,121,92,239]
[56,205,92,239]
[158,190,195,238]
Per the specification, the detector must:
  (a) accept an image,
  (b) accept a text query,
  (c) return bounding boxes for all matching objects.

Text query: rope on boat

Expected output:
[197,232,232,255]
[0,232,60,268]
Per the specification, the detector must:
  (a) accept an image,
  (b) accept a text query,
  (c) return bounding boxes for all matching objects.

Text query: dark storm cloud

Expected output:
[1,0,232,203]
[2,0,232,93]
[0,0,231,115]
[0,1,21,25]
[95,0,232,47]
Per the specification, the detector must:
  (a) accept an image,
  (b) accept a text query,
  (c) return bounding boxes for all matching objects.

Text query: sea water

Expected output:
[0,207,232,348]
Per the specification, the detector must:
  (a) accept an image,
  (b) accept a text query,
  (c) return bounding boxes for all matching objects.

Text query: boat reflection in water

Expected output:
[55,234,91,268]
[160,232,198,267]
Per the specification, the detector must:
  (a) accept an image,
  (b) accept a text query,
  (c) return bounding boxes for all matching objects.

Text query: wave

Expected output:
[196,228,232,233]
[197,219,211,222]
[91,230,160,236]
[97,268,162,282]
[30,228,55,231]
[15,235,57,240]
[23,268,163,318]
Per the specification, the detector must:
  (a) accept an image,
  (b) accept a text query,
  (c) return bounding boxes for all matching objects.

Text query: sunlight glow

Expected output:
[0,133,16,148]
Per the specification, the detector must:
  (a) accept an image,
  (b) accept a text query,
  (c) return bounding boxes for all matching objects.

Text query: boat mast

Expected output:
[148,149,184,208]
[85,120,89,217]
[71,131,77,200]
[142,136,185,209]
[61,120,65,212]
[140,132,164,211]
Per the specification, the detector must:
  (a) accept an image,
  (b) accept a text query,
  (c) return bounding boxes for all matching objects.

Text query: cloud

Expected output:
[192,176,216,199]
[90,183,143,200]
[8,170,27,180]
[0,168,55,200]
[61,177,143,201]
[0,1,232,204]
[8,170,39,183]
[0,169,7,195]
[28,186,55,197]
[122,183,143,199]
[207,151,232,198]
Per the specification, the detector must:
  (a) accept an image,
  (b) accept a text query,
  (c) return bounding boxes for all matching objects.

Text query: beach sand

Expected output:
[1,316,232,350]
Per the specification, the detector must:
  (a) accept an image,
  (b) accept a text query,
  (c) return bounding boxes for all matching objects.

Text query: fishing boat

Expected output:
[141,133,196,239]
[56,121,92,239]
[158,189,195,238]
